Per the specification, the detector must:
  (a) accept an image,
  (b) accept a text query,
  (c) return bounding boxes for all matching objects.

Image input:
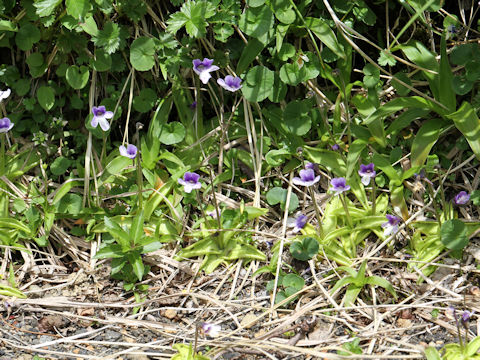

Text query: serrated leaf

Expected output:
[15,24,41,51]
[92,21,120,54]
[34,0,62,17]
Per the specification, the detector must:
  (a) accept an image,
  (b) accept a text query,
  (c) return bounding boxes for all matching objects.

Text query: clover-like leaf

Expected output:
[441,219,468,250]
[37,85,55,111]
[159,122,186,145]
[290,237,319,261]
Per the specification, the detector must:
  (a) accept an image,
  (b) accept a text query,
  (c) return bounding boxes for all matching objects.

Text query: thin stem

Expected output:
[208,166,222,231]
[371,180,377,215]
[339,194,354,228]
[308,187,324,238]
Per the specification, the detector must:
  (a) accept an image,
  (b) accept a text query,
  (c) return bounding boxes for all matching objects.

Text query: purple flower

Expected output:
[287,213,308,233]
[462,310,474,323]
[178,172,202,193]
[119,144,138,159]
[454,191,470,205]
[217,75,242,92]
[193,58,219,84]
[329,177,350,195]
[201,322,221,337]
[0,117,14,133]
[381,214,401,236]
[0,88,11,102]
[331,144,340,151]
[358,163,376,186]
[292,168,320,187]
[189,101,197,110]
[91,106,113,131]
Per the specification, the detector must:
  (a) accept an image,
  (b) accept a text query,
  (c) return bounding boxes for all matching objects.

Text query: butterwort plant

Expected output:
[358,163,377,214]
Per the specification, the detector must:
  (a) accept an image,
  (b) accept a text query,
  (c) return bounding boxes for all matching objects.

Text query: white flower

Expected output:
[0,88,11,102]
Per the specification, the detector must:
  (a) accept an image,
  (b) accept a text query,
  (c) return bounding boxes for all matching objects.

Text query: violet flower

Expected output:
[206,208,221,219]
[329,177,350,195]
[193,58,219,84]
[0,117,14,133]
[201,322,221,337]
[462,310,474,323]
[189,101,197,110]
[0,88,11,102]
[358,163,376,186]
[382,214,401,236]
[331,144,340,151]
[91,106,113,131]
[292,168,320,187]
[217,75,242,92]
[454,191,470,205]
[178,171,202,193]
[287,213,308,233]
[119,144,138,159]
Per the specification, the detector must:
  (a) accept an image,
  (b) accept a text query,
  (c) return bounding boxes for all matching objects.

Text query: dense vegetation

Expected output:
[1,0,480,358]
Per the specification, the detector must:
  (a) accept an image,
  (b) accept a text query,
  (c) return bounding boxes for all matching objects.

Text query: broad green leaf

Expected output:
[0,20,17,32]
[446,102,480,160]
[15,24,41,51]
[237,38,267,75]
[450,43,480,66]
[0,218,32,235]
[265,148,291,166]
[130,211,145,245]
[466,336,480,356]
[50,156,71,175]
[133,88,157,113]
[279,62,308,86]
[223,242,267,261]
[424,347,441,360]
[386,108,429,136]
[66,65,90,90]
[104,216,131,249]
[128,252,145,281]
[130,37,156,71]
[440,219,468,250]
[364,276,397,298]
[177,238,221,258]
[363,63,380,88]
[282,273,305,290]
[271,0,295,24]
[304,147,346,176]
[239,6,274,39]
[93,244,125,259]
[372,153,400,182]
[242,65,274,102]
[34,0,62,17]
[452,74,473,95]
[305,17,345,59]
[66,0,90,19]
[159,122,186,145]
[37,85,55,111]
[290,237,319,261]
[346,139,367,179]
[266,187,298,212]
[411,119,446,167]
[283,100,311,136]
[91,48,112,72]
[398,41,439,99]
[391,72,412,96]
[80,16,99,36]
[0,284,27,299]
[439,33,455,113]
[98,156,132,187]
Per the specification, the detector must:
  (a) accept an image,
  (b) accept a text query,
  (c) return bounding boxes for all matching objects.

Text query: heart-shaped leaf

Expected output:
[66,65,90,89]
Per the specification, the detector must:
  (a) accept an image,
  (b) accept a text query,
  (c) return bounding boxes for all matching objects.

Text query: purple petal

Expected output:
[454,191,470,205]
[0,117,13,133]
[358,163,375,177]
[183,171,200,184]
[330,177,350,194]
[119,144,137,159]
[299,168,315,182]
[98,118,110,131]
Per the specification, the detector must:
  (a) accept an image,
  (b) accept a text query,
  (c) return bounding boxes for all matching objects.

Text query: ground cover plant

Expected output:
[1,0,480,358]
